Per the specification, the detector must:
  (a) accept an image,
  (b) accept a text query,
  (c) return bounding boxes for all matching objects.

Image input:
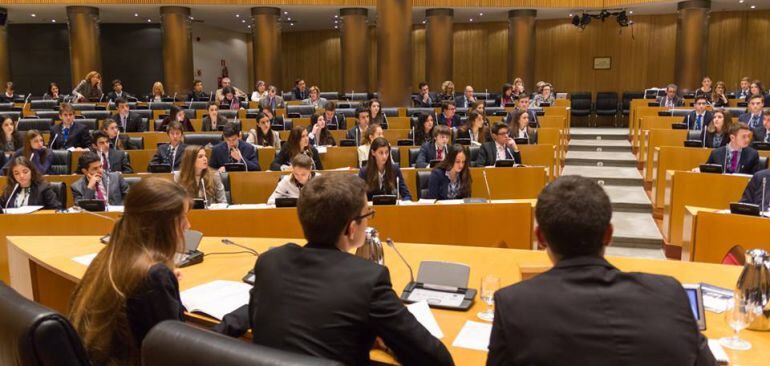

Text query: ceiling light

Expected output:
[750,5,756,8]
[469,18,473,22]
[284,11,288,15]
[422,20,426,24]
[334,26,338,29]
[134,13,139,17]
[31,13,36,17]
[247,25,251,28]
[739,0,745,3]
[334,15,338,18]
[147,19,151,23]
[190,16,194,20]
[479,13,484,16]
[241,19,246,23]
[236,14,240,18]
[287,17,291,21]
[629,10,634,14]
[51,19,56,23]
[569,13,573,17]
[290,23,294,26]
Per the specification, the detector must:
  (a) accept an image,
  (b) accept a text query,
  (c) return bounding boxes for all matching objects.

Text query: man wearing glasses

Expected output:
[213,174,453,366]
[682,96,713,131]
[436,101,461,128]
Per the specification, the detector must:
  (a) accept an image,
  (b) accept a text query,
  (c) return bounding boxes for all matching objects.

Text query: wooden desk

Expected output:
[631,106,666,152]
[8,235,769,366]
[683,207,770,266]
[651,146,711,212]
[642,129,688,184]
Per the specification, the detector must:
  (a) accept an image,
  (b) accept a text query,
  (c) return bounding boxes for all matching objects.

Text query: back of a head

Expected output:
[536,175,612,258]
[297,174,367,246]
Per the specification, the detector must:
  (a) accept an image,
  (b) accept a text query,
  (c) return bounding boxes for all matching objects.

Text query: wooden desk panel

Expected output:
[637,115,684,162]
[651,147,711,210]
[642,129,688,182]
[631,106,666,151]
[519,144,558,179]
[683,207,770,264]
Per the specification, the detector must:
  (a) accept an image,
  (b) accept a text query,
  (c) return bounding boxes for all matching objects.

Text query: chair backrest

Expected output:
[219,172,233,204]
[416,170,432,199]
[760,156,769,170]
[381,107,399,117]
[0,282,91,366]
[80,110,112,121]
[217,110,239,119]
[50,150,72,175]
[286,105,316,117]
[343,92,369,101]
[0,102,15,111]
[390,147,401,163]
[188,101,209,110]
[148,102,174,110]
[128,137,144,150]
[408,147,420,167]
[320,92,339,100]
[406,107,434,117]
[595,92,618,109]
[485,107,507,116]
[30,100,58,111]
[132,109,153,119]
[71,103,96,111]
[469,145,480,163]
[686,130,702,141]
[17,118,53,132]
[184,133,223,147]
[75,119,97,131]
[182,109,196,120]
[48,181,67,209]
[124,177,141,190]
[141,321,343,366]
[336,108,356,118]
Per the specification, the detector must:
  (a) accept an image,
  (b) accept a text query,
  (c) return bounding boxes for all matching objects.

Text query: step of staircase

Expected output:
[561,166,643,186]
[602,185,653,213]
[611,212,664,249]
[568,139,632,152]
[565,151,638,167]
[570,127,629,141]
[605,246,665,259]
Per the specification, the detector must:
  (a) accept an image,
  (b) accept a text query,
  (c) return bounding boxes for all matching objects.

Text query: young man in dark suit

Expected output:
[105,79,133,102]
[214,174,453,366]
[91,131,133,174]
[71,151,129,206]
[322,101,346,130]
[705,122,761,174]
[109,97,145,132]
[346,108,370,144]
[415,125,451,168]
[149,121,186,171]
[436,101,461,128]
[656,83,684,108]
[740,168,770,210]
[49,103,92,150]
[412,81,435,107]
[739,95,766,130]
[682,96,713,130]
[487,175,716,366]
[751,112,770,143]
[506,95,539,128]
[474,122,521,167]
[209,122,260,172]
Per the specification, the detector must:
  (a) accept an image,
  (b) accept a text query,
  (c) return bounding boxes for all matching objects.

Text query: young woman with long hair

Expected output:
[175,145,227,204]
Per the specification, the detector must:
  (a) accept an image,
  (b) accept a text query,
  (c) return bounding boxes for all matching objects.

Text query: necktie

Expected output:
[102,153,109,171]
[729,150,739,173]
[121,115,127,130]
[696,115,702,130]
[751,115,760,129]
[96,180,106,201]
[62,127,70,144]
[436,147,443,160]
[765,131,769,143]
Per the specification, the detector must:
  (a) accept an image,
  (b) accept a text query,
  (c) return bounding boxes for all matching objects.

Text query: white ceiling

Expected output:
[3,0,768,33]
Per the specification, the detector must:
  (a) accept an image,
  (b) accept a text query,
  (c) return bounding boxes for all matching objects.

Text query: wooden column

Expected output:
[0,8,9,87]
[251,7,281,89]
[377,0,412,107]
[67,6,101,86]
[675,0,710,93]
[161,6,194,95]
[508,9,536,92]
[340,8,369,94]
[425,8,453,92]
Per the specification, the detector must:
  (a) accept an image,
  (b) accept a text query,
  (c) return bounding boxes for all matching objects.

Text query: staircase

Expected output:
[561,128,665,259]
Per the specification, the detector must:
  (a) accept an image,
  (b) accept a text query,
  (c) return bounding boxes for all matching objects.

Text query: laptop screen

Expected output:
[683,284,706,330]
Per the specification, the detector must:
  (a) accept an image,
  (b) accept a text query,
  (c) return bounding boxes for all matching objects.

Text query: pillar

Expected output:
[160,6,194,96]
[67,6,101,87]
[376,0,411,107]
[0,8,9,87]
[425,8,453,92]
[251,7,281,90]
[340,8,369,94]
[508,9,537,92]
[675,0,710,93]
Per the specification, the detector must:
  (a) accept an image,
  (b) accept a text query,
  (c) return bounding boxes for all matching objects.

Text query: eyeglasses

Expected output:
[352,209,376,222]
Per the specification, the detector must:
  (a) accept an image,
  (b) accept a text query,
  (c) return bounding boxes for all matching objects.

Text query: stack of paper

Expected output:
[3,205,43,214]
[180,280,251,320]
[452,321,492,351]
[406,301,444,339]
[72,253,98,266]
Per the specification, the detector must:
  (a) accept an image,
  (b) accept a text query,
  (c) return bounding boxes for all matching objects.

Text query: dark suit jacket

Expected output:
[412,93,437,107]
[346,125,364,145]
[231,243,452,366]
[201,115,229,132]
[454,96,476,109]
[740,168,770,209]
[474,141,521,167]
[209,140,260,171]
[106,91,133,102]
[426,168,470,200]
[292,87,309,101]
[149,143,186,171]
[187,91,210,101]
[739,112,766,130]
[487,256,715,366]
[70,171,129,205]
[270,146,323,171]
[753,127,770,143]
[97,148,133,174]
[109,112,145,132]
[415,142,449,168]
[1,181,61,210]
[656,95,685,107]
[49,122,92,150]
[681,111,713,130]
[436,113,462,128]
[703,130,728,148]
[706,146,760,174]
[358,165,412,201]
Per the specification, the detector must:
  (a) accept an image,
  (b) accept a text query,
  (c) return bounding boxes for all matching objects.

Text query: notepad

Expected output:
[106,205,124,212]
[707,340,729,365]
[180,280,251,320]
[3,205,43,214]
[72,253,97,266]
[406,301,444,339]
[452,321,492,352]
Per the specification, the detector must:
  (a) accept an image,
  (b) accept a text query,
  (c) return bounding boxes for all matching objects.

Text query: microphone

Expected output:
[236,141,248,172]
[22,93,31,111]
[687,113,691,130]
[702,125,707,147]
[386,238,414,284]
[200,177,208,207]
[221,239,259,256]
[29,152,35,163]
[169,144,177,171]
[209,91,214,102]
[411,125,415,146]
[355,126,360,147]
[762,177,767,212]
[396,176,401,201]
[723,148,730,174]
[4,183,19,209]
[172,92,177,102]
[99,93,104,103]
[482,170,492,203]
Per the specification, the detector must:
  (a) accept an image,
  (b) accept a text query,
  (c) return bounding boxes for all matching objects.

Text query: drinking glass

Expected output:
[719,299,757,351]
[477,275,500,321]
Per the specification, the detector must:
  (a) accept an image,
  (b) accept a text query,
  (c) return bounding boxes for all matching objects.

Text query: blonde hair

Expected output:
[441,80,455,95]
[152,81,165,96]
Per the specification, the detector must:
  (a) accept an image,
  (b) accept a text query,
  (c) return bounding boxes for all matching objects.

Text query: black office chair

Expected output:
[469,146,480,163]
[182,109,196,120]
[408,148,421,167]
[17,118,53,132]
[71,103,96,111]
[343,92,369,101]
[759,157,769,170]
[30,100,58,111]
[49,150,72,175]
[380,107,399,117]
[148,102,174,110]
[187,101,209,110]
[416,170,432,200]
[218,110,239,119]
[286,105,316,117]
[595,92,619,127]
[570,92,592,126]
[80,110,112,121]
[219,172,233,204]
[390,147,401,164]
[0,102,15,111]
[184,133,223,147]
[0,281,91,366]
[686,130,702,141]
[485,107,507,116]
[128,137,144,150]
[124,177,141,190]
[133,110,153,120]
[48,181,67,209]
[141,321,342,366]
[75,119,97,131]
[406,108,435,117]
[320,91,340,100]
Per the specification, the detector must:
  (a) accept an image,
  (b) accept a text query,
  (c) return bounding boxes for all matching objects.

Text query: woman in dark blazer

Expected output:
[427,144,472,200]
[409,112,435,147]
[270,125,323,171]
[1,115,23,159]
[357,137,411,201]
[3,130,53,175]
[703,109,732,148]
[201,102,229,131]
[1,156,61,210]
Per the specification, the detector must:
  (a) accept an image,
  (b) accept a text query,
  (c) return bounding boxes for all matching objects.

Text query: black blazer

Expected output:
[201,115,229,132]
[740,168,770,208]
[681,111,713,130]
[706,146,760,174]
[454,96,476,109]
[753,127,770,143]
[656,95,685,107]
[415,142,448,168]
[474,141,521,167]
[436,113,462,128]
[149,143,186,170]
[187,91,209,101]
[487,256,715,366]
[49,122,92,150]
[209,140,260,171]
[703,130,728,148]
[106,91,134,103]
[1,181,61,210]
[222,243,453,366]
[126,263,185,348]
[96,148,133,174]
[739,112,766,130]
[427,167,470,200]
[109,112,145,133]
[3,148,53,175]
[292,87,309,101]
[346,125,365,145]
[357,165,412,201]
[412,93,436,107]
[270,146,323,171]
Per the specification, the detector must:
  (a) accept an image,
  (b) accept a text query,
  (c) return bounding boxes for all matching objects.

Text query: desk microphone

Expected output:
[762,177,767,212]
[396,176,401,201]
[172,92,177,102]
[221,239,259,256]
[386,238,414,283]
[4,183,19,210]
[482,170,492,203]
[200,177,208,207]
[209,91,214,102]
[702,126,707,147]
[169,144,177,171]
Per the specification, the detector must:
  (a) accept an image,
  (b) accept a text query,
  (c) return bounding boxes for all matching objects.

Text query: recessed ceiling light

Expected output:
[469,18,473,22]
[334,26,338,29]
[750,4,756,8]
[51,19,56,23]
[422,20,426,24]
[241,19,246,23]
[247,25,251,28]
[147,19,151,23]
[739,0,745,3]
[334,15,338,18]
[287,17,291,21]
[479,13,484,16]
[236,14,240,18]
[290,23,294,26]
[283,11,288,15]
[31,13,36,17]
[629,10,634,14]
[190,16,194,20]
[134,13,139,17]
[569,13,573,17]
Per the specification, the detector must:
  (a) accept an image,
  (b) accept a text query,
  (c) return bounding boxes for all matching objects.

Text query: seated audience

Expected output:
[292,78,308,100]
[109,97,145,132]
[752,112,770,143]
[512,77,526,98]
[322,101,345,130]
[68,177,190,365]
[149,121,186,171]
[740,168,770,210]
[657,84,685,108]
[739,94,765,130]
[1,156,61,210]
[471,100,490,126]
[475,122,521,166]
[735,77,751,100]
[215,77,247,103]
[250,80,267,103]
[704,109,732,148]
[455,85,476,108]
[106,79,133,102]
[187,79,209,101]
[101,120,139,150]
[500,83,515,106]
[247,112,281,149]
[415,125,451,168]
[749,80,766,102]
[72,71,103,102]
[456,111,487,146]
[307,113,336,147]
[260,105,285,128]
[147,81,166,103]
[358,137,411,201]
[530,83,555,107]
[346,108,370,145]
[0,81,15,103]
[368,98,388,129]
[271,126,322,171]
[705,122,760,174]
[1,115,22,159]
[487,175,716,366]
[509,109,538,144]
[209,122,260,172]
[159,105,195,132]
[50,103,92,150]
[682,96,713,130]
[266,154,317,205]
[71,151,129,205]
[409,112,435,146]
[436,101,461,128]
[91,130,133,174]
[201,102,228,132]
[358,124,384,167]
[175,145,226,205]
[43,82,64,101]
[693,76,713,102]
[220,87,242,110]
[259,85,285,110]
[508,95,539,127]
[413,81,434,107]
[301,86,328,108]
[427,144,472,200]
[711,81,729,107]
[4,130,52,175]
[438,80,455,102]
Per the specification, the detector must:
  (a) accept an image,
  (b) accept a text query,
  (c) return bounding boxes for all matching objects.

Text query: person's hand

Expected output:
[230,147,242,161]
[373,337,392,354]
[173,269,183,282]
[87,172,101,189]
[422,93,430,103]
[312,123,322,136]
[218,166,226,173]
[506,136,518,150]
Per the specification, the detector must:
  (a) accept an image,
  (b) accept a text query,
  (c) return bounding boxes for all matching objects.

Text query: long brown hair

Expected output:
[23,130,47,162]
[285,125,309,159]
[255,112,275,147]
[177,145,216,200]
[101,120,125,150]
[68,177,189,365]
[437,144,472,197]
[509,109,534,137]
[3,156,44,197]
[0,115,17,147]
[310,112,335,146]
[365,137,396,195]
[707,109,734,135]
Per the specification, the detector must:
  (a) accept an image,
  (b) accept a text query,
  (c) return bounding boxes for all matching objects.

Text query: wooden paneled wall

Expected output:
[279,29,341,93]
[707,10,770,89]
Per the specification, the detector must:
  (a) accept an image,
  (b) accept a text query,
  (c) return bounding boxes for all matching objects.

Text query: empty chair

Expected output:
[49,150,72,174]
[17,118,53,132]
[390,147,401,164]
[595,92,619,126]
[759,157,769,170]
[381,107,400,117]
[48,181,67,209]
[282,92,294,101]
[570,92,592,126]
[485,107,507,116]
[124,176,141,189]
[80,110,112,121]
[217,110,239,119]
[686,130,702,141]
[621,92,644,117]
[320,91,339,100]
[182,109,196,120]
[286,105,316,117]
[128,136,144,150]
[469,146,480,163]
[71,103,96,111]
[408,147,420,167]
[30,100,58,111]
[184,133,222,147]
[416,170,431,199]
[473,92,492,100]
[132,109,153,120]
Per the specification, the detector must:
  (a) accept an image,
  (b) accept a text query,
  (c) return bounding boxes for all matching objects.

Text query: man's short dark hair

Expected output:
[441,101,456,111]
[92,130,109,143]
[298,174,367,245]
[419,81,428,89]
[112,79,122,87]
[222,122,240,138]
[166,121,184,134]
[115,97,128,106]
[78,151,101,174]
[729,122,750,136]
[535,175,612,258]
[749,94,765,103]
[324,101,336,111]
[694,95,709,103]
[355,108,369,119]
[193,79,202,86]
[433,124,451,138]
[491,122,509,135]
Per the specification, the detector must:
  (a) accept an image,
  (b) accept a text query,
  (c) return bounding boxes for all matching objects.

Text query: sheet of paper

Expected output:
[207,203,230,210]
[703,295,729,314]
[452,321,492,352]
[72,253,97,266]
[707,340,729,365]
[106,205,124,212]
[406,301,444,339]
[225,204,271,210]
[180,280,251,320]
[435,199,465,205]
[3,205,43,214]
[407,288,464,307]
[316,146,328,154]
[398,200,434,206]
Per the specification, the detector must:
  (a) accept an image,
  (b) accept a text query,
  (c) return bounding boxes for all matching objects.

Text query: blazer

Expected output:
[72,79,103,101]
[49,122,92,150]
[246,129,281,149]
[209,140,261,171]
[371,113,389,129]
[427,167,470,200]
[412,93,436,107]
[739,112,766,130]
[186,91,209,101]
[126,263,186,348]
[740,168,770,208]
[486,256,715,366]
[71,171,129,205]
[201,115,229,132]
[656,95,685,108]
[218,242,453,366]
[509,128,538,145]
[454,96,476,109]
[321,113,346,130]
[0,132,23,155]
[474,141,521,167]
[703,130,728,148]
[292,87,309,101]
[706,146,760,174]
[456,128,486,145]
[159,117,195,132]
[301,97,328,109]
[681,111,713,130]
[753,127,770,143]
[358,165,412,201]
[346,125,365,145]
[409,129,434,147]
[270,146,323,171]
[96,148,133,174]
[1,181,61,210]
[734,89,751,100]
[415,142,449,168]
[149,143,186,171]
[4,148,53,175]
[109,112,145,132]
[504,109,539,128]
[172,171,227,204]
[436,113,462,128]
[259,96,285,110]
[106,91,134,102]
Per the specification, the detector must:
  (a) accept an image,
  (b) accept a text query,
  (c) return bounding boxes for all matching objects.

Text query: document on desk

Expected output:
[180,280,251,320]
[3,205,43,214]
[72,253,98,266]
[707,340,729,365]
[225,204,271,210]
[407,288,465,307]
[406,301,444,339]
[106,205,124,213]
[452,321,492,352]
